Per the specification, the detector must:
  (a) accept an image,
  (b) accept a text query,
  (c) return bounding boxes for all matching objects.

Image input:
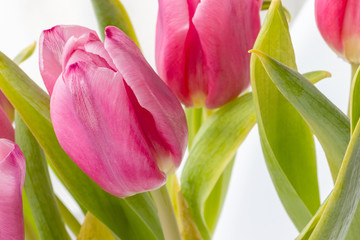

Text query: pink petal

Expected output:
[39,25,97,95]
[315,0,347,56]
[105,26,188,171]
[0,92,14,122]
[0,139,25,240]
[0,107,14,141]
[192,0,261,108]
[51,62,166,197]
[155,0,193,106]
[342,0,360,63]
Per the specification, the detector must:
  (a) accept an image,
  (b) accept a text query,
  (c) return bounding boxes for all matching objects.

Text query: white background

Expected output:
[0,0,350,239]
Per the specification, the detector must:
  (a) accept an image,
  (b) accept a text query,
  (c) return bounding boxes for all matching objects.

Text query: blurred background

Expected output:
[0,0,350,239]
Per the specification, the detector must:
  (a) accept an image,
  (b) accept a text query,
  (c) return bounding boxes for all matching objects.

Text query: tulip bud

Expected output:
[39,25,188,198]
[155,0,262,109]
[0,139,26,240]
[315,0,360,64]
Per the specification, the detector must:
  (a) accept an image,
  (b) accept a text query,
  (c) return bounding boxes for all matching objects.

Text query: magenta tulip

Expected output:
[155,0,262,109]
[316,0,360,64]
[0,139,26,240]
[39,25,188,198]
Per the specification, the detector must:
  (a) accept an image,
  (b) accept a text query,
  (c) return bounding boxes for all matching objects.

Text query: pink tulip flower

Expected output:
[155,0,262,109]
[39,25,188,198]
[316,0,360,64]
[0,139,26,240]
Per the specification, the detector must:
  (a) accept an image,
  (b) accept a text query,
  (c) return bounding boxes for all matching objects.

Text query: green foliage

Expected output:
[181,93,256,240]
[250,0,319,231]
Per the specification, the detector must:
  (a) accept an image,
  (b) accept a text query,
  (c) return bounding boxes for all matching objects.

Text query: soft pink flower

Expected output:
[0,139,26,240]
[39,25,188,198]
[316,0,360,64]
[155,0,262,108]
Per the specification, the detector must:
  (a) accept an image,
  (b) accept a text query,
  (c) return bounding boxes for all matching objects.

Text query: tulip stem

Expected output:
[151,185,181,240]
[349,64,360,117]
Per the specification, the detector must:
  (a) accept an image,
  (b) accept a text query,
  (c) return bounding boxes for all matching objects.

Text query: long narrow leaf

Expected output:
[0,51,164,240]
[305,110,360,239]
[250,50,360,239]
[15,113,70,240]
[251,49,349,179]
[181,93,256,240]
[250,0,319,230]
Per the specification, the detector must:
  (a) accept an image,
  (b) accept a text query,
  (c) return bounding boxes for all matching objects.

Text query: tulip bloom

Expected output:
[0,139,26,240]
[39,25,188,198]
[316,0,360,64]
[155,0,262,108]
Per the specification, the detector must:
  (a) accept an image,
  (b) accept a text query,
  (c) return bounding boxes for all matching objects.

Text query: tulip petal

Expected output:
[192,0,261,108]
[315,0,346,56]
[156,0,192,106]
[51,62,166,197]
[0,106,14,141]
[104,26,188,171]
[0,91,14,122]
[342,0,360,63]
[0,139,25,240]
[39,25,96,95]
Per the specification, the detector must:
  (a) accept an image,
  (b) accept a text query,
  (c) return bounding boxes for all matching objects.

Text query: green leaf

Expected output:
[251,49,350,180]
[181,93,256,240]
[203,156,235,235]
[261,0,291,22]
[56,196,81,236]
[77,212,115,240]
[350,66,360,133]
[23,192,39,239]
[0,51,164,240]
[13,42,36,65]
[90,0,139,45]
[15,113,70,240]
[303,71,331,84]
[303,116,360,239]
[250,0,319,231]
[250,50,360,240]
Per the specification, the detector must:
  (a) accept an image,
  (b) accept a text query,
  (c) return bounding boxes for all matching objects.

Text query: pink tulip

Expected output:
[316,0,360,64]
[155,0,262,109]
[39,25,188,198]
[0,139,26,240]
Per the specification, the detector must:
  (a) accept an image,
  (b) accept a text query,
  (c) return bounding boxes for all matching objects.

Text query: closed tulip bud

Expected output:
[39,25,188,198]
[316,0,360,64]
[0,139,26,240]
[155,0,262,108]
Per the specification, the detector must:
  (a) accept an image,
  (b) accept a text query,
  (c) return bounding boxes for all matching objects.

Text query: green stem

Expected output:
[151,185,181,240]
[348,64,359,117]
[186,108,203,149]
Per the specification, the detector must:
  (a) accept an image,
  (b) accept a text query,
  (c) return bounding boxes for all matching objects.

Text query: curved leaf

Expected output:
[0,51,164,240]
[77,212,115,240]
[90,0,139,45]
[250,0,319,230]
[15,113,70,240]
[181,93,256,240]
